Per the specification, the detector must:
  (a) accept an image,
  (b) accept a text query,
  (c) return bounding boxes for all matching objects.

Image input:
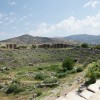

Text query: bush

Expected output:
[16,45,27,49]
[31,44,36,49]
[6,83,24,94]
[37,67,43,70]
[43,78,59,87]
[12,79,20,84]
[86,61,100,79]
[34,73,45,80]
[81,43,89,48]
[47,65,60,72]
[56,72,67,78]
[93,71,100,79]
[0,46,6,48]
[76,67,83,72]
[62,57,75,71]
[94,45,100,50]
[6,84,18,94]
[14,87,24,94]
[43,78,58,84]
[0,85,3,89]
[69,69,77,73]
[34,89,42,97]
[85,77,96,86]
[85,61,100,86]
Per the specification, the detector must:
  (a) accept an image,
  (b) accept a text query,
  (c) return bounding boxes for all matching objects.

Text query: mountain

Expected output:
[1,34,99,45]
[0,34,55,44]
[64,34,100,44]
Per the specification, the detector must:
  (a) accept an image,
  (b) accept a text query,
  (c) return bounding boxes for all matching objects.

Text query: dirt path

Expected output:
[42,73,84,100]
[43,82,79,100]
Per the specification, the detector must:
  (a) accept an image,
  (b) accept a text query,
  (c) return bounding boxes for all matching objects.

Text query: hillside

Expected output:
[0,47,100,100]
[0,34,78,45]
[1,34,100,45]
[64,34,100,44]
[0,34,55,44]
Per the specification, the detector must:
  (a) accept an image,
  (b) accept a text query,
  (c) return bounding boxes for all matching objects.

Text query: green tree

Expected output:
[62,57,75,71]
[81,43,89,48]
[31,44,36,49]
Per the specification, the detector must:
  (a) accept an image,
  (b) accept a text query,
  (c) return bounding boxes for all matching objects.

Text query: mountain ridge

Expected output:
[0,34,55,44]
[0,34,100,45]
[64,34,100,44]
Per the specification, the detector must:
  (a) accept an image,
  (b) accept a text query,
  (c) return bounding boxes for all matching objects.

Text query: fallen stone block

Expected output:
[87,84,100,93]
[79,89,93,99]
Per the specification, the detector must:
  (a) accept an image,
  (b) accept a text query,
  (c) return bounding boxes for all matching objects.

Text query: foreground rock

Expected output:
[56,80,100,100]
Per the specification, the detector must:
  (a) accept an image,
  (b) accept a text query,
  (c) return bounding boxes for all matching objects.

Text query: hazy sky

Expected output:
[0,0,100,40]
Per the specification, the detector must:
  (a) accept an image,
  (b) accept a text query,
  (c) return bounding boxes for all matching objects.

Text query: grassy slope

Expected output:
[0,48,100,100]
[0,48,100,67]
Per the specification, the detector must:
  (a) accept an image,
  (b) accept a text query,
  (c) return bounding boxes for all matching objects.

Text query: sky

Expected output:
[0,0,100,40]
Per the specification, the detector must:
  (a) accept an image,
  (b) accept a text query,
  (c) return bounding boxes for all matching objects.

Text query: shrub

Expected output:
[81,43,89,48]
[14,87,24,94]
[0,46,6,48]
[0,85,3,89]
[86,61,100,79]
[56,72,67,78]
[16,45,27,49]
[34,89,42,97]
[94,45,100,50]
[6,83,24,94]
[76,67,83,72]
[47,65,60,72]
[69,69,77,73]
[37,67,43,70]
[34,73,45,80]
[43,78,58,84]
[12,79,20,84]
[6,84,18,94]
[85,77,96,86]
[93,71,100,79]
[43,78,59,87]
[31,44,36,49]
[62,57,75,71]
[85,61,100,86]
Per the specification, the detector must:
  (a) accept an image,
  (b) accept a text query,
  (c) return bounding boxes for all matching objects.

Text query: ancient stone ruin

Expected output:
[6,44,17,49]
[38,43,52,48]
[37,43,71,48]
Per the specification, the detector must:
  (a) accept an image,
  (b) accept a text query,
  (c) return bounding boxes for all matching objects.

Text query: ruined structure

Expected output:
[38,43,52,48]
[38,43,71,48]
[51,43,70,48]
[5,43,74,49]
[6,44,17,49]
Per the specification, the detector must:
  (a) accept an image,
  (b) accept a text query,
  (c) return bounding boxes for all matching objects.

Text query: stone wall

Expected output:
[38,43,70,48]
[38,43,52,48]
